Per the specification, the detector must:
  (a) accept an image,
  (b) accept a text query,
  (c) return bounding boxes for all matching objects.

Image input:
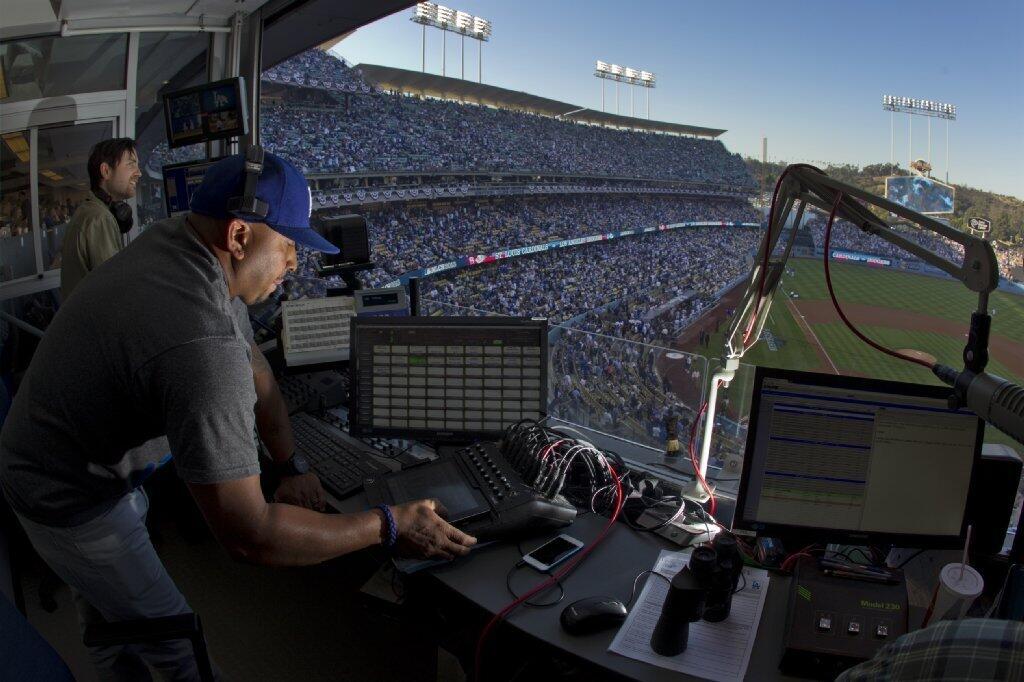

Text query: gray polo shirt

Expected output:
[0,214,261,527]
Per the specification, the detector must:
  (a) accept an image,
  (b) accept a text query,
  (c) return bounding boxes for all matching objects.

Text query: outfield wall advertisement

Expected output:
[384,221,760,287]
[829,249,894,267]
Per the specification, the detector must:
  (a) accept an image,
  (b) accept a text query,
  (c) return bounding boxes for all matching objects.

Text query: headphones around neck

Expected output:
[94,187,134,235]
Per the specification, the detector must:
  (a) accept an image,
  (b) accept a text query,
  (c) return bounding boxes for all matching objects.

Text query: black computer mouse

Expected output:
[560,596,629,635]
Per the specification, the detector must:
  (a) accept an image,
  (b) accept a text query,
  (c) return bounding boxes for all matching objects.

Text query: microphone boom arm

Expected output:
[683,165,1009,503]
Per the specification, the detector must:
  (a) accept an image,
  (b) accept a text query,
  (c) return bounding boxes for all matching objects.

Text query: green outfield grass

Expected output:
[783,259,1024,343]
[687,258,1024,448]
[811,323,1022,386]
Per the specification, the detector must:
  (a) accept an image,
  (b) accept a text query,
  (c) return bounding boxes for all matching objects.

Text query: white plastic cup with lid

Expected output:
[922,563,984,626]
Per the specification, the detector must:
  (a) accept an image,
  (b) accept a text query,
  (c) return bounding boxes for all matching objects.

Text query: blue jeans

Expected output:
[14,488,215,681]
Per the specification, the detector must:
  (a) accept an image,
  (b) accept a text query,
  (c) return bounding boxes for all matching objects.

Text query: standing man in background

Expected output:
[60,138,141,299]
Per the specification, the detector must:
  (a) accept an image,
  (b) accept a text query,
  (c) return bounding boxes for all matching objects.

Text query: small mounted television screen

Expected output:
[162,157,222,216]
[164,78,248,149]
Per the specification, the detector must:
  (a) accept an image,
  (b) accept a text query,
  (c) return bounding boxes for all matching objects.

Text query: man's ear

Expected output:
[99,161,113,181]
[225,218,253,259]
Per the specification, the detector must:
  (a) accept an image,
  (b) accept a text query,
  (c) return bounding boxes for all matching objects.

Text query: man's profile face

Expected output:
[104,150,141,201]
[231,222,297,305]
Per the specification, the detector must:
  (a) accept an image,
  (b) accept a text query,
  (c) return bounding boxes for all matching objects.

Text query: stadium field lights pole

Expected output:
[625,67,640,117]
[473,17,491,84]
[411,3,491,82]
[595,63,656,119]
[881,95,957,175]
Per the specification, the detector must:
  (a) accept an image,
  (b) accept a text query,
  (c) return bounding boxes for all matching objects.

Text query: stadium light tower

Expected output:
[595,62,655,118]
[624,67,640,117]
[639,70,655,119]
[455,10,471,79]
[472,16,492,83]
[411,3,491,81]
[882,94,957,183]
[412,2,437,73]
[436,5,453,76]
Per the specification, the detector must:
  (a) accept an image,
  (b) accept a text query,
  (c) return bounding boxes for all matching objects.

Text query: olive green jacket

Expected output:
[60,193,123,300]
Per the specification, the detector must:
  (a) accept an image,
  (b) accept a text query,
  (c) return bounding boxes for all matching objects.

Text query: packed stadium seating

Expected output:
[420,226,756,323]
[257,50,753,185]
[996,245,1024,281]
[252,49,761,446]
[418,226,759,444]
[362,195,757,284]
[549,295,712,445]
[283,195,758,294]
[261,49,376,94]
[807,215,967,266]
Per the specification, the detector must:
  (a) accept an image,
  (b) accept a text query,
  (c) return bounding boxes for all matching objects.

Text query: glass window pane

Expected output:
[0,130,35,282]
[0,34,128,103]
[37,121,114,272]
[134,33,208,228]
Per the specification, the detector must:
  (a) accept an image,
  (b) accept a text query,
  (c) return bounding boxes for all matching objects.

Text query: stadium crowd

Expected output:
[1,193,76,237]
[257,49,754,186]
[350,195,758,286]
[805,213,1023,282]
[806,215,961,263]
[996,245,1024,281]
[420,225,756,323]
[548,292,714,446]
[261,48,375,94]
[418,226,759,445]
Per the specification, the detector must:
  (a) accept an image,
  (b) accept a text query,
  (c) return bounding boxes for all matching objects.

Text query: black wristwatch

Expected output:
[273,452,310,478]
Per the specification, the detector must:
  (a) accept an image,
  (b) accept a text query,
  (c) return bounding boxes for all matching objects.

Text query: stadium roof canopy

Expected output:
[357,64,727,139]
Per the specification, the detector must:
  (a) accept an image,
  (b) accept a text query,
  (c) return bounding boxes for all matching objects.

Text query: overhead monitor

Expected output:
[349,317,547,442]
[162,157,220,216]
[164,77,249,149]
[734,367,983,548]
[885,175,955,215]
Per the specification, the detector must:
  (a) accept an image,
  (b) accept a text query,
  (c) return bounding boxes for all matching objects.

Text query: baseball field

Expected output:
[677,257,1024,448]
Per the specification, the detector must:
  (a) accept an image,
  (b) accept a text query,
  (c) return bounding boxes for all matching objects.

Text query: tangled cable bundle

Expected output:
[499,420,627,513]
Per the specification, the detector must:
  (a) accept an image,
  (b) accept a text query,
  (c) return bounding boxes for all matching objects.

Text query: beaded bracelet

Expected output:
[375,503,398,550]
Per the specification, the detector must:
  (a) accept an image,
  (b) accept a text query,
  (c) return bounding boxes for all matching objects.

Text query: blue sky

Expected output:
[332,0,1023,198]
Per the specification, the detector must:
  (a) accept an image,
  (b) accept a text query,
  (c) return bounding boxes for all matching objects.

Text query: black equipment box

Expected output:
[364,441,576,541]
[780,558,908,679]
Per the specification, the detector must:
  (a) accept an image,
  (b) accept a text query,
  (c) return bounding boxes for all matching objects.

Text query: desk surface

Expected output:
[335,492,802,681]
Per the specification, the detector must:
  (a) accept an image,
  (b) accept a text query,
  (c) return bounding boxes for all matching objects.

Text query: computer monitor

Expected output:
[318,215,371,275]
[734,367,983,548]
[349,317,547,442]
[163,77,248,149]
[162,157,221,216]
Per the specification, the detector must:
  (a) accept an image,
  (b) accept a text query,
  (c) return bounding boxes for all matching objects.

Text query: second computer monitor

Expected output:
[349,317,547,442]
[734,367,983,548]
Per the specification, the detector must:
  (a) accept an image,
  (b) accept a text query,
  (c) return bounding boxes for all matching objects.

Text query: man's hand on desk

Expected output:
[391,499,477,560]
[273,473,326,511]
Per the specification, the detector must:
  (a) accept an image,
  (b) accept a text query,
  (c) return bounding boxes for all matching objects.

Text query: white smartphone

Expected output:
[522,534,585,572]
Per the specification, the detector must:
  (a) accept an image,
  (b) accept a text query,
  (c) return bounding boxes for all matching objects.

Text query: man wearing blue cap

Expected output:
[0,151,475,680]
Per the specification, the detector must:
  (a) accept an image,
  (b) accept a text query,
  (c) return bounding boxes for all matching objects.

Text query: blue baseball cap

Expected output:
[190,152,339,254]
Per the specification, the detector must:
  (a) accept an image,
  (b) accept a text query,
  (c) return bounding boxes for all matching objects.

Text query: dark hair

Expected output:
[88,138,137,192]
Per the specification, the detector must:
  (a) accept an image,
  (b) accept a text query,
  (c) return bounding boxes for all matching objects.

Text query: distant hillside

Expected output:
[744,159,1024,243]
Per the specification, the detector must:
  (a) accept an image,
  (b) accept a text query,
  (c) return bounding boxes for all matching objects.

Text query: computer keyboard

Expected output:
[290,412,394,500]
